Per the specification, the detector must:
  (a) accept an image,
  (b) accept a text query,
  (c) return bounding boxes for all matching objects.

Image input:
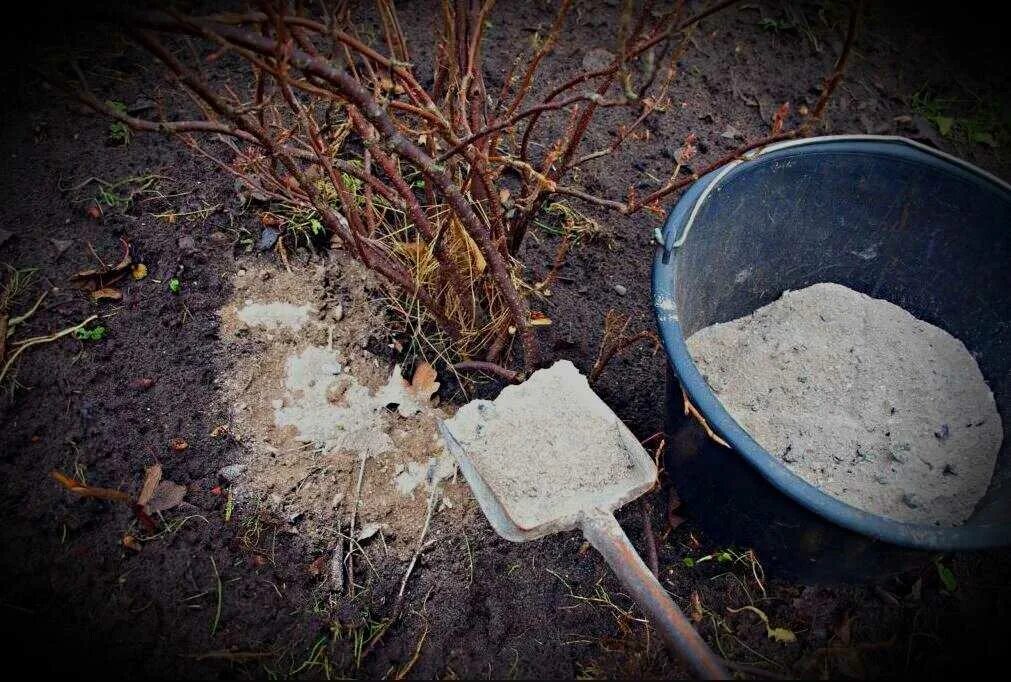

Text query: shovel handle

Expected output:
[582,510,729,680]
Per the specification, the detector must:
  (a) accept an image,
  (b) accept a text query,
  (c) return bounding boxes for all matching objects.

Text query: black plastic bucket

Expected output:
[651,135,1011,580]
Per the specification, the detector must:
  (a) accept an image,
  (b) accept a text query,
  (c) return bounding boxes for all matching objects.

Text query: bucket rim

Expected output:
[651,134,1011,551]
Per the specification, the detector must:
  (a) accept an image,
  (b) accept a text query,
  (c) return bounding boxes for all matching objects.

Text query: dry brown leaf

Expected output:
[69,242,132,292]
[138,463,163,508]
[169,437,188,451]
[410,362,439,404]
[91,287,122,302]
[448,219,486,275]
[147,480,187,513]
[690,591,704,623]
[122,534,143,552]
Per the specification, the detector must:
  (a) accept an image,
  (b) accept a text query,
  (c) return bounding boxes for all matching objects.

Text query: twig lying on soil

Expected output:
[346,454,369,597]
[5,291,49,334]
[395,626,429,680]
[452,360,522,383]
[641,501,660,579]
[681,387,730,448]
[0,314,98,385]
[588,310,660,385]
[50,469,132,502]
[360,472,441,662]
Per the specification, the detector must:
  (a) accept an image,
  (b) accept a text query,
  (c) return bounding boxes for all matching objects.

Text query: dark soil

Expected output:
[2,1,1010,678]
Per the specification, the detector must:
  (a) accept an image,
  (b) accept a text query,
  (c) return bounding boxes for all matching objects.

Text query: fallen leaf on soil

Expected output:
[85,203,102,220]
[169,437,188,451]
[409,362,439,404]
[210,424,229,437]
[147,480,187,513]
[130,377,156,391]
[51,238,72,258]
[728,605,797,644]
[690,591,704,623]
[90,287,122,302]
[69,241,132,292]
[771,101,791,135]
[131,263,148,280]
[529,312,552,327]
[138,463,163,508]
[122,535,143,552]
[307,556,326,576]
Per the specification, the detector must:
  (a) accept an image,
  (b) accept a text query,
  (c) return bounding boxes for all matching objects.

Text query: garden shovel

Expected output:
[438,361,728,679]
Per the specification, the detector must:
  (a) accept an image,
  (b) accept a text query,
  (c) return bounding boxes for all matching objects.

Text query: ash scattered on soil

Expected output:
[216,260,469,553]
[689,283,1002,526]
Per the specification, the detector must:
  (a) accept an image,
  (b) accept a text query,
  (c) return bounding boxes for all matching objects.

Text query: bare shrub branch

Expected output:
[58,0,858,375]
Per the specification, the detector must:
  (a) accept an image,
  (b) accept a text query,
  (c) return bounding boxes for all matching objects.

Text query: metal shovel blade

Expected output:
[438,361,728,679]
[439,418,654,541]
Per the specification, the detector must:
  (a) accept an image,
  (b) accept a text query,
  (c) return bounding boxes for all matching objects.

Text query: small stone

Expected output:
[934,424,950,441]
[720,125,743,140]
[332,302,344,322]
[257,226,280,252]
[218,464,248,483]
[178,235,197,253]
[901,492,921,509]
[51,238,73,258]
[356,522,382,542]
[613,284,628,296]
[582,47,615,71]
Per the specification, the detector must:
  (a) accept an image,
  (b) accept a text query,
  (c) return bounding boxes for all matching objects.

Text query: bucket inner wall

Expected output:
[671,146,1011,528]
